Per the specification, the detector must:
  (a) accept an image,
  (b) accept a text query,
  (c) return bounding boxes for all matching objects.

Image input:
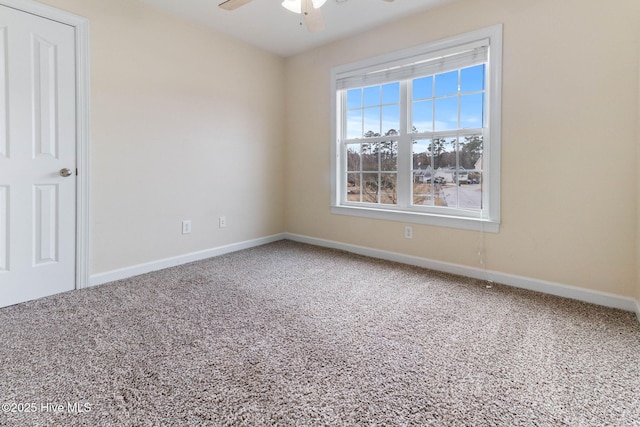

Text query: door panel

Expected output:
[34,184,59,265]
[0,185,6,272]
[0,5,76,307]
[0,25,7,159]
[32,34,58,158]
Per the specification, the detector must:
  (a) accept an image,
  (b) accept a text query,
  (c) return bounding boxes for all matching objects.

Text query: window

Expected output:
[331,25,502,232]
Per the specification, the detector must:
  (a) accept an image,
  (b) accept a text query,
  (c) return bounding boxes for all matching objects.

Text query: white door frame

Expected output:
[1,0,90,289]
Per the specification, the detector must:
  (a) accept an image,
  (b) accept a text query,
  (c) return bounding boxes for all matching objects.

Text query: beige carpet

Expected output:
[1,240,639,426]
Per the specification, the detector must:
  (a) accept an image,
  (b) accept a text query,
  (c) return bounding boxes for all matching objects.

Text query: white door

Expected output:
[0,5,77,307]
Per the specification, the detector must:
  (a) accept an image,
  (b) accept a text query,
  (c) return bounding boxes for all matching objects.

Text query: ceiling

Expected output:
[136,0,457,57]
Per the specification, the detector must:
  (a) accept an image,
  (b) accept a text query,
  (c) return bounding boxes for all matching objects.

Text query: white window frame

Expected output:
[330,25,502,232]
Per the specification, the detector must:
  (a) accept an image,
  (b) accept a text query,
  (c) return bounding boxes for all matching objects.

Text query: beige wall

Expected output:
[39,0,286,274]
[285,0,640,297]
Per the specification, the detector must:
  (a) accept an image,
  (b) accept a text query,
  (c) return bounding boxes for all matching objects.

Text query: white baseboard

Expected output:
[284,233,639,314]
[89,233,286,287]
[636,300,640,324]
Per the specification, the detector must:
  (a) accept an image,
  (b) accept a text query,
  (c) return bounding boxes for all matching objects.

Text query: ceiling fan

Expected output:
[218,0,395,33]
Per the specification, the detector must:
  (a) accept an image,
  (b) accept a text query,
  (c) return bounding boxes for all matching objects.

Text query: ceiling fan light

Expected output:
[281,0,301,14]
[312,0,327,8]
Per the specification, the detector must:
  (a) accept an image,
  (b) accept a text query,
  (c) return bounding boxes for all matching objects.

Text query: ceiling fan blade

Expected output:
[218,0,254,11]
[303,0,325,32]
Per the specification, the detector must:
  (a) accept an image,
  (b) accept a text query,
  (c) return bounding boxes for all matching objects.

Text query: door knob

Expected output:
[60,168,73,177]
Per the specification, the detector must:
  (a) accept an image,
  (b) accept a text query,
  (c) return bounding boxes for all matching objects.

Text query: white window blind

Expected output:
[336,40,489,90]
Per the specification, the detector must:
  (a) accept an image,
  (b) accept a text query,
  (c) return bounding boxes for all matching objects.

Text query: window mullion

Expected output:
[396,80,410,208]
[339,91,347,205]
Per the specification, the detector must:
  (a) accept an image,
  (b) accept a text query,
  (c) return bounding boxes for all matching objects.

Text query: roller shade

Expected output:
[336,40,489,90]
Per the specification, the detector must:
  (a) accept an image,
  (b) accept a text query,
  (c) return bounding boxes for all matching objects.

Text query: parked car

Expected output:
[467,172,481,184]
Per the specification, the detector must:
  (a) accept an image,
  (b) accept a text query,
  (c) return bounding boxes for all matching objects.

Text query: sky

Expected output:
[345,64,486,139]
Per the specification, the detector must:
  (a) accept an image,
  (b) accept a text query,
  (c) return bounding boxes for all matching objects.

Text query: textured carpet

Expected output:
[1,240,639,426]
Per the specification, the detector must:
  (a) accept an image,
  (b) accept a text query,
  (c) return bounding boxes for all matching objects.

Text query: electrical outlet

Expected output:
[182,220,192,234]
[219,216,226,228]
[404,226,413,239]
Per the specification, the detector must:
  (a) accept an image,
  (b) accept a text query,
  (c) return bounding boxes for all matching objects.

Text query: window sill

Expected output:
[331,205,500,233]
